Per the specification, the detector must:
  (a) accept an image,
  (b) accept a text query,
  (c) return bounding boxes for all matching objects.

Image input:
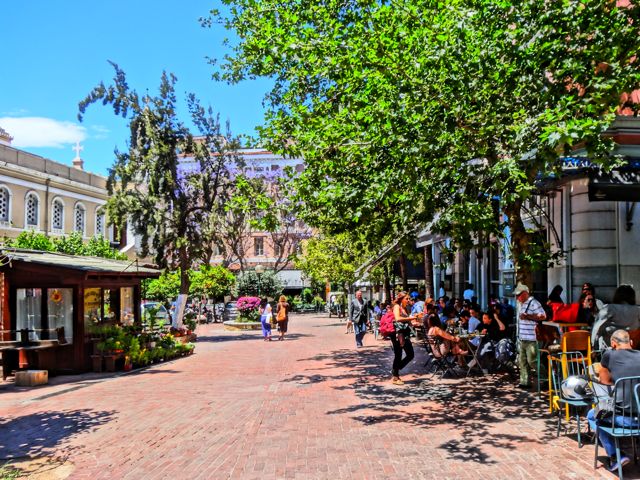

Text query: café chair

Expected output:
[550,351,593,448]
[593,377,640,479]
[424,335,459,379]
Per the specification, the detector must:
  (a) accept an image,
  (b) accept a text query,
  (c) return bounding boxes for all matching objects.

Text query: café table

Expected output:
[541,321,589,339]
[458,333,486,376]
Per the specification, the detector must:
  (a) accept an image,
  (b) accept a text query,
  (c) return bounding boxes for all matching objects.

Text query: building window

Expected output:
[0,186,10,223]
[52,198,64,232]
[274,242,283,257]
[25,192,39,228]
[95,209,105,237]
[254,237,264,256]
[74,203,86,235]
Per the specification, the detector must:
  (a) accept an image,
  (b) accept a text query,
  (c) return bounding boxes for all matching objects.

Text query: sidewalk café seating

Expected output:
[544,330,593,413]
[593,376,640,479]
[550,351,594,448]
[423,334,460,379]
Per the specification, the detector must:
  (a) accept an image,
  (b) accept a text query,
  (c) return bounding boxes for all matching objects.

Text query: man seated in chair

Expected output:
[587,329,640,473]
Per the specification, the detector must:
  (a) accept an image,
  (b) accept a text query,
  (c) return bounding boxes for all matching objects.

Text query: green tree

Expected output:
[5,231,125,259]
[211,0,640,285]
[79,63,244,324]
[142,271,181,303]
[189,265,235,300]
[235,269,282,299]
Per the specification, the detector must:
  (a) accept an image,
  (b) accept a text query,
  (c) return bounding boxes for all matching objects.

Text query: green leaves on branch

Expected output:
[4,231,126,260]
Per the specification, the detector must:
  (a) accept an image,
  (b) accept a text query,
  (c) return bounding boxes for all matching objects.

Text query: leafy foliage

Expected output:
[235,269,283,299]
[4,231,126,260]
[142,271,181,302]
[189,264,235,299]
[212,0,640,283]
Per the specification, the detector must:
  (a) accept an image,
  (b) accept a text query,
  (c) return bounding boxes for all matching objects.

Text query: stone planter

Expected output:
[91,354,103,373]
[223,321,262,331]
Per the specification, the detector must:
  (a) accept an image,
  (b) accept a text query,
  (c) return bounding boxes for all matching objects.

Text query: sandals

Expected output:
[392,376,405,385]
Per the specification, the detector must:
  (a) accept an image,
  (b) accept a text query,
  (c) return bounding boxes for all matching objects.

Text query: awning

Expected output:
[588,169,640,202]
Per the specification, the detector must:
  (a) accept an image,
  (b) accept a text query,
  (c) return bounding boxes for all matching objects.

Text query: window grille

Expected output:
[52,200,64,231]
[26,193,38,227]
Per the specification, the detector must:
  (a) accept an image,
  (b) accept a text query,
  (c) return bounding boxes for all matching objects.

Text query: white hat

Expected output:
[513,283,530,296]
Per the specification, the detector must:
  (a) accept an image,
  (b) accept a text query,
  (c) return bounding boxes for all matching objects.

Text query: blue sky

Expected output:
[0,0,271,175]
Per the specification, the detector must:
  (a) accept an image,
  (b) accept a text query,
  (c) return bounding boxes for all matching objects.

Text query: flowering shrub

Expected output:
[236,296,261,322]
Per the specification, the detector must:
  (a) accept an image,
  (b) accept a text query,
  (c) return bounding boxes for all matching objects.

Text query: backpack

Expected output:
[495,338,516,363]
[379,311,396,337]
[277,304,287,322]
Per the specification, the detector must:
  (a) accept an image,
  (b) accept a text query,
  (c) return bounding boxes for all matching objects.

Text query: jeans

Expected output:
[353,321,367,346]
[390,333,414,377]
[261,320,271,338]
[587,408,640,457]
[518,339,537,386]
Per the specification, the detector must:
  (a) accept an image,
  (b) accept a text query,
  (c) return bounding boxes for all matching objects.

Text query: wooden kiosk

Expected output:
[0,249,159,377]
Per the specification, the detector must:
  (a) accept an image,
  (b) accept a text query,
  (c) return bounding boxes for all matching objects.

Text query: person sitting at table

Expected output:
[587,329,640,473]
[426,314,468,366]
[577,291,599,327]
[475,311,504,371]
[468,306,483,348]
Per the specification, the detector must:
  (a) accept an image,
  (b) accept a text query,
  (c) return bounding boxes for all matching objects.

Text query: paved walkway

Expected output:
[0,314,632,479]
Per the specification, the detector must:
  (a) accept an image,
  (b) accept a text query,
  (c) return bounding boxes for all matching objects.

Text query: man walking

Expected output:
[514,283,546,389]
[349,290,369,348]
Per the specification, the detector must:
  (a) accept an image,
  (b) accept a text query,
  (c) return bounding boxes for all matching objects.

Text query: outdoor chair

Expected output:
[550,351,594,448]
[593,376,640,479]
[424,335,459,379]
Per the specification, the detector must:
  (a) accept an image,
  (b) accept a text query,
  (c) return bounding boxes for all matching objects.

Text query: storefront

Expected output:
[0,249,159,377]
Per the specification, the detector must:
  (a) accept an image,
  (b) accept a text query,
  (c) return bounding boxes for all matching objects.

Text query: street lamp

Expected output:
[255,264,265,297]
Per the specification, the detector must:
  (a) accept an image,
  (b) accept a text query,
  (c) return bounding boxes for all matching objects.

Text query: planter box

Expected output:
[91,355,103,373]
[15,370,48,387]
[103,355,117,372]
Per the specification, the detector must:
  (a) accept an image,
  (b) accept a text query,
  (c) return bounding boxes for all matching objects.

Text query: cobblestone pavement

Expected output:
[0,314,634,479]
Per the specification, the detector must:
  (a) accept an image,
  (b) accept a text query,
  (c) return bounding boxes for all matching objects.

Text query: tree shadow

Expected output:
[287,343,564,465]
[197,332,313,343]
[0,409,116,460]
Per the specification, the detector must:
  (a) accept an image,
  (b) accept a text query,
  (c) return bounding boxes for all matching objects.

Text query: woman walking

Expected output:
[390,292,422,385]
[276,295,290,341]
[260,297,273,341]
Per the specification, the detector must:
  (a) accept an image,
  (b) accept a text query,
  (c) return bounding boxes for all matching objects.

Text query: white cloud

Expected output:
[0,117,87,148]
[89,124,110,140]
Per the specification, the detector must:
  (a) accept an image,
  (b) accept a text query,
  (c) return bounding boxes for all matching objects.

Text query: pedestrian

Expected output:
[259,297,273,341]
[390,291,422,384]
[514,283,547,389]
[275,295,290,341]
[349,290,369,347]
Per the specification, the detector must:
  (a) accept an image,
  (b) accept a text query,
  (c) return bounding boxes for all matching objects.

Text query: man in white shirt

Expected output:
[514,283,546,389]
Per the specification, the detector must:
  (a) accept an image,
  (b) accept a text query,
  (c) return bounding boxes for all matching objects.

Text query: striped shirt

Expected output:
[518,296,545,341]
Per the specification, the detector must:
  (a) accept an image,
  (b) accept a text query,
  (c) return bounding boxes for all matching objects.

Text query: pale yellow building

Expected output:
[0,130,113,243]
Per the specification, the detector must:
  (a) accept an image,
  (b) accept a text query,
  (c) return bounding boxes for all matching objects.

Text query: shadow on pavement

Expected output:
[0,409,115,460]
[288,344,566,466]
[197,332,313,343]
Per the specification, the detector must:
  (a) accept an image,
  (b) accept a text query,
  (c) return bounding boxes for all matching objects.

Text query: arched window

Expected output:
[51,198,64,232]
[25,192,39,228]
[95,208,105,237]
[0,186,11,223]
[74,202,86,235]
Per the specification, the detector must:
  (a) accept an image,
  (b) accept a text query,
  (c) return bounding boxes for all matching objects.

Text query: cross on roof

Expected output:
[72,141,83,159]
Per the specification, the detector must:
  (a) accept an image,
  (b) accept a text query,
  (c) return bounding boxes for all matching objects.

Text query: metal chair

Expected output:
[424,335,459,378]
[593,376,640,479]
[550,351,593,447]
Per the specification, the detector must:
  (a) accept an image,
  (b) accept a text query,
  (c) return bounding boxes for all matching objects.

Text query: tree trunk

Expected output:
[504,199,533,287]
[383,266,392,304]
[173,247,191,328]
[399,254,408,291]
[424,245,434,299]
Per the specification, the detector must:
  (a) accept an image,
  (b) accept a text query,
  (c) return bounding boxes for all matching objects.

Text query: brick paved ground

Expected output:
[0,314,635,479]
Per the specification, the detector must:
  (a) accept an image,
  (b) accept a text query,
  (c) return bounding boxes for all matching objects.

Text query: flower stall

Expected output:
[0,249,163,378]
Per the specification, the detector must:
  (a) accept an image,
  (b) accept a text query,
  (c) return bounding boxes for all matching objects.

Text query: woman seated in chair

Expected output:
[426,314,468,366]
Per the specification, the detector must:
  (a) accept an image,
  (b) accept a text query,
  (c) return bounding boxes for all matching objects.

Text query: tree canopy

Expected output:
[4,231,126,260]
[211,0,640,283]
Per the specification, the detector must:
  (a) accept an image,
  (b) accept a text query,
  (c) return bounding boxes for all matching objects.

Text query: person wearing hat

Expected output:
[514,283,547,389]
